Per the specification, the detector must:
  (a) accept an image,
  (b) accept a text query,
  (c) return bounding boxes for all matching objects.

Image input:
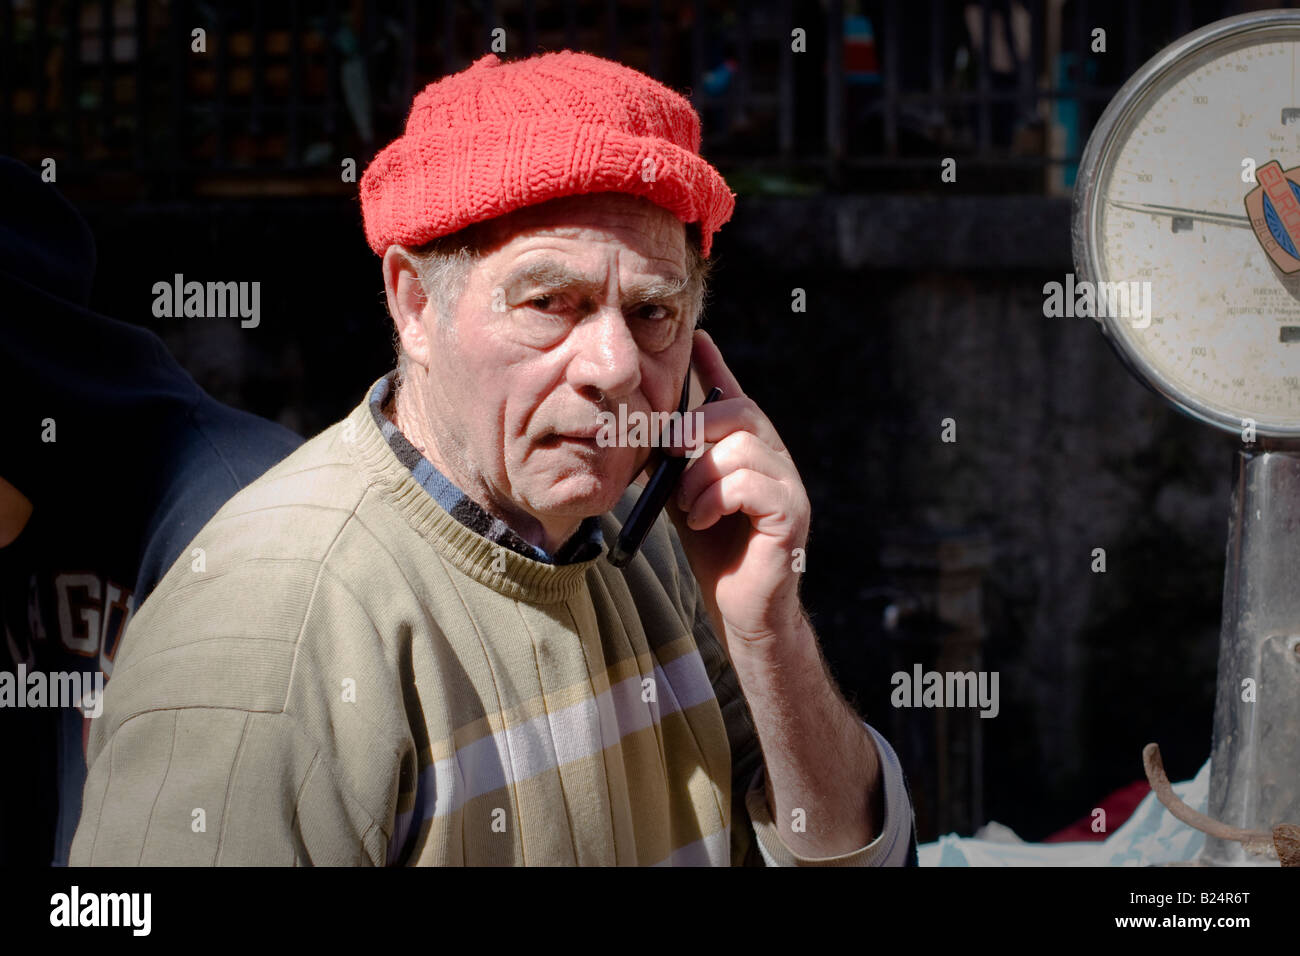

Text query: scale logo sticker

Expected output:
[1244,160,1300,273]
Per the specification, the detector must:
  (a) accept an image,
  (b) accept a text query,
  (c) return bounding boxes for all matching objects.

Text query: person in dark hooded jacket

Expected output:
[0,157,302,865]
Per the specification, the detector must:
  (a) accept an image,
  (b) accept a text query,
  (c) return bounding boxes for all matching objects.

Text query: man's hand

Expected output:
[662,330,811,656]
[654,330,884,860]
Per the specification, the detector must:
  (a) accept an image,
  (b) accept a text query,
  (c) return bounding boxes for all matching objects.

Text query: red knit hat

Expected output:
[360,51,735,258]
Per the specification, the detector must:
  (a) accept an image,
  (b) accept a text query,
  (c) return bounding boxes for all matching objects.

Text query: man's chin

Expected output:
[526,471,630,519]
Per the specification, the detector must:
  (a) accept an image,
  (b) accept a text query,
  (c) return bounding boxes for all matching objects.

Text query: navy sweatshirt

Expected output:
[0,157,303,864]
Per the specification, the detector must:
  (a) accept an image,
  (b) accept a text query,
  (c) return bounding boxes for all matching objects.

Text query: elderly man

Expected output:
[71,51,916,866]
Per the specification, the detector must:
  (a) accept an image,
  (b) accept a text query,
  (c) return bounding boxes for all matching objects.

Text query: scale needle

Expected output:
[1107,199,1251,229]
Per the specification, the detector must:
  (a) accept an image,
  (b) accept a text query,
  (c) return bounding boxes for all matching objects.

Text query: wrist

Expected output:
[726,606,820,674]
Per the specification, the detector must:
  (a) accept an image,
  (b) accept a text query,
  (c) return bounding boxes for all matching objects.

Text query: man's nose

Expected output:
[568,306,641,401]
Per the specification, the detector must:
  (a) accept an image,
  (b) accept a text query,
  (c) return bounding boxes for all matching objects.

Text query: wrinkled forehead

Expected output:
[473,193,689,274]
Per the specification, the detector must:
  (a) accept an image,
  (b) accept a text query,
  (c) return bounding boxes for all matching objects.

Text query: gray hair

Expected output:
[395,221,712,381]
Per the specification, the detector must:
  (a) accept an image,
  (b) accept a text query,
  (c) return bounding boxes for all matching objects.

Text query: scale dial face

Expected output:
[1074,12,1300,438]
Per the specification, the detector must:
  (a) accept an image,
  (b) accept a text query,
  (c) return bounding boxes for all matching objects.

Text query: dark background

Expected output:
[2,0,1275,843]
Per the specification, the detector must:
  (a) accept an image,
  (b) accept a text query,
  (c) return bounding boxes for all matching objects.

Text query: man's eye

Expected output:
[633,303,673,321]
[528,294,558,311]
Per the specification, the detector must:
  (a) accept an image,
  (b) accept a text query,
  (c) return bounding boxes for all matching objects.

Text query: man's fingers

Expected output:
[690,330,746,402]
[677,396,786,455]
[676,431,799,516]
[683,469,793,532]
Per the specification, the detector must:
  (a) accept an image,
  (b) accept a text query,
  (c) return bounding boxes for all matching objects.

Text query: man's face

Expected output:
[416,193,694,536]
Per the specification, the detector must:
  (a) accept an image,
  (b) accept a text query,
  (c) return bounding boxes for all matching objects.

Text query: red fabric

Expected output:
[360,51,736,258]
[1043,780,1151,842]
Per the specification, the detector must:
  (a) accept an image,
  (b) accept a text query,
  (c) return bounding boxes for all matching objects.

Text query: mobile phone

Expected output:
[607,374,723,568]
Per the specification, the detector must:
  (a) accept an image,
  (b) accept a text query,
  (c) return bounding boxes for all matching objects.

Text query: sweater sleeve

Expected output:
[69,542,394,866]
[70,706,387,866]
[743,722,919,866]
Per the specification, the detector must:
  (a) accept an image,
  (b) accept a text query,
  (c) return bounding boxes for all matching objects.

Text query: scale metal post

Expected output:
[1204,439,1300,864]
[1073,11,1300,865]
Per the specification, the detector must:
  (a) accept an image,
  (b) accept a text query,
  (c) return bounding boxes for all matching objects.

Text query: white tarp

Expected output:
[919,760,1210,866]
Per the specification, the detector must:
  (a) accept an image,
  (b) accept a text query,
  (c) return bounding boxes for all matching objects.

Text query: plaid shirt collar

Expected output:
[367,372,605,566]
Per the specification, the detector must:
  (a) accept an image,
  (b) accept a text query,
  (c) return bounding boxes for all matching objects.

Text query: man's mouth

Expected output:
[537,429,601,448]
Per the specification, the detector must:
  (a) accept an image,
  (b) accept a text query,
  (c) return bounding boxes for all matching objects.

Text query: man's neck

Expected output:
[388,375,581,555]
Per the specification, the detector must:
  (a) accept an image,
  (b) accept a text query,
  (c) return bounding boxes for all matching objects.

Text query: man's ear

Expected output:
[0,475,33,549]
[383,245,434,368]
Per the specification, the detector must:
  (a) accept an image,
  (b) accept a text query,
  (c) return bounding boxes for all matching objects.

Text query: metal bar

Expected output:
[170,0,187,187]
[929,0,943,97]
[214,2,226,165]
[0,0,13,154]
[66,0,81,162]
[1074,0,1088,132]
[251,0,263,134]
[1030,0,1044,109]
[734,3,749,134]
[883,0,900,156]
[650,0,661,78]
[133,0,146,167]
[1073,0,1085,59]
[403,0,415,101]
[826,0,844,171]
[443,0,456,74]
[1029,0,1045,190]
[1202,449,1300,865]
[778,0,793,157]
[325,0,338,134]
[605,0,617,60]
[100,0,111,143]
[362,0,376,116]
[1019,0,1036,133]
[691,0,704,111]
[288,0,302,166]
[35,0,48,148]
[1125,0,1139,78]
[977,0,991,154]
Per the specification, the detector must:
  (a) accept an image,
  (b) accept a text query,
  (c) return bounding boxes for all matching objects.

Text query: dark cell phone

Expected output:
[607,374,723,568]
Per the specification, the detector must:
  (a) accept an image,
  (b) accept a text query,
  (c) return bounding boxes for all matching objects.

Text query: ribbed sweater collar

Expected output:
[343,388,605,606]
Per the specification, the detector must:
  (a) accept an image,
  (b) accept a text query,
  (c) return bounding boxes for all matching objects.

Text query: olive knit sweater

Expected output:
[71,386,915,866]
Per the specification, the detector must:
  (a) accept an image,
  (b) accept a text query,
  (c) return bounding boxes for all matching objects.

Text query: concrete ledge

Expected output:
[725,195,1074,271]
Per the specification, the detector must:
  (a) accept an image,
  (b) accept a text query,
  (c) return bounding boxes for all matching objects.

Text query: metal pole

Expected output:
[826,0,844,179]
[1202,445,1300,865]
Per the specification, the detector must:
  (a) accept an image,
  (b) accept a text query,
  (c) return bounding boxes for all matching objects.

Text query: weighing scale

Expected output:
[1073,9,1300,866]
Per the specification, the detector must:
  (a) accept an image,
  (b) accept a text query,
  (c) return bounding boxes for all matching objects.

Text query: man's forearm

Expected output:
[728,612,884,858]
